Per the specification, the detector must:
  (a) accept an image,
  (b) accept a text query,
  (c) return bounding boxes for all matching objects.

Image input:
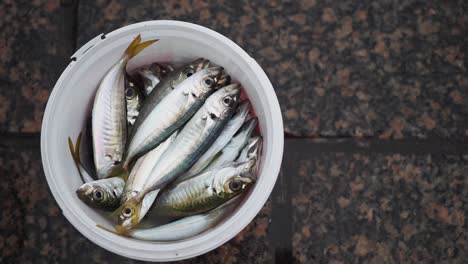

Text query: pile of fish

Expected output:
[67,35,261,241]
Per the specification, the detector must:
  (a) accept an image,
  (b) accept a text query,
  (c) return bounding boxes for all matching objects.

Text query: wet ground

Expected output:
[0,0,466,263]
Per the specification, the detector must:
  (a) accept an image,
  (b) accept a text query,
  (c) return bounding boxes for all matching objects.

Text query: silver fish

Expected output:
[176,100,250,183]
[122,67,224,170]
[92,35,157,178]
[76,177,125,211]
[203,118,258,172]
[127,58,210,146]
[236,136,263,162]
[152,159,255,217]
[131,63,174,96]
[117,84,241,230]
[122,131,178,203]
[125,78,145,127]
[128,196,241,241]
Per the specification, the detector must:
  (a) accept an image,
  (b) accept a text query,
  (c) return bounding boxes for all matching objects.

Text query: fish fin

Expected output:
[68,135,86,183]
[124,34,158,59]
[124,34,142,57]
[71,133,96,183]
[74,132,83,164]
[96,224,130,237]
[131,40,158,58]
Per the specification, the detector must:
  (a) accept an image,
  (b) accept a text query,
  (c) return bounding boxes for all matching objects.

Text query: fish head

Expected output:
[184,66,225,99]
[204,83,241,121]
[125,78,143,111]
[246,136,263,161]
[215,73,231,88]
[125,79,139,100]
[235,158,258,176]
[117,198,142,230]
[148,63,174,78]
[212,160,256,198]
[76,180,120,210]
[174,58,211,86]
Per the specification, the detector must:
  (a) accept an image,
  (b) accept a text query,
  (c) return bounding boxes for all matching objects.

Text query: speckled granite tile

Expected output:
[291,152,467,263]
[0,145,273,263]
[77,0,467,138]
[181,199,273,264]
[0,0,76,133]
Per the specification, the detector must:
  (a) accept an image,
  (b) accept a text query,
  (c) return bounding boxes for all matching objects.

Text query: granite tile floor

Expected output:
[0,0,467,263]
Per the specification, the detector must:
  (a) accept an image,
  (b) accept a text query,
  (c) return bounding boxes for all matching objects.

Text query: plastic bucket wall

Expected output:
[41,20,283,262]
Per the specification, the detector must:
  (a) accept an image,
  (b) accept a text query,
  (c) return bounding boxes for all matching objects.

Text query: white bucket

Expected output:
[41,20,283,261]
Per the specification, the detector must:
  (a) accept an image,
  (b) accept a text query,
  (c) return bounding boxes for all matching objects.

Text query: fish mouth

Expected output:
[150,63,174,76]
[216,73,231,87]
[206,66,224,78]
[76,185,92,201]
[238,158,258,176]
[221,83,241,101]
[240,176,255,185]
[193,58,211,71]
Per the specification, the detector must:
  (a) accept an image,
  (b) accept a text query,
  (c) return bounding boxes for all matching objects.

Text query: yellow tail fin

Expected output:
[68,133,86,183]
[124,34,158,59]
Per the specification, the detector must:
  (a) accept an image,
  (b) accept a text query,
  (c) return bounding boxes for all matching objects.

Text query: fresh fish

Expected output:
[176,100,250,183]
[128,59,210,145]
[68,133,95,183]
[151,159,255,217]
[76,177,125,211]
[125,78,145,127]
[92,35,157,179]
[121,131,178,203]
[127,196,241,241]
[203,118,258,172]
[122,67,224,170]
[236,136,263,162]
[117,84,241,230]
[130,63,174,96]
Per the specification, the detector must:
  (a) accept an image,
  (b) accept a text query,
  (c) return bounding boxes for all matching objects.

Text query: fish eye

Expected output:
[93,189,104,201]
[125,88,135,98]
[123,207,133,217]
[204,77,214,87]
[185,69,195,77]
[222,96,233,106]
[229,180,243,192]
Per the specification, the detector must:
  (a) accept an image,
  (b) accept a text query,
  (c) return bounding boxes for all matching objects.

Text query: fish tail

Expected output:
[68,133,86,183]
[124,34,158,59]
